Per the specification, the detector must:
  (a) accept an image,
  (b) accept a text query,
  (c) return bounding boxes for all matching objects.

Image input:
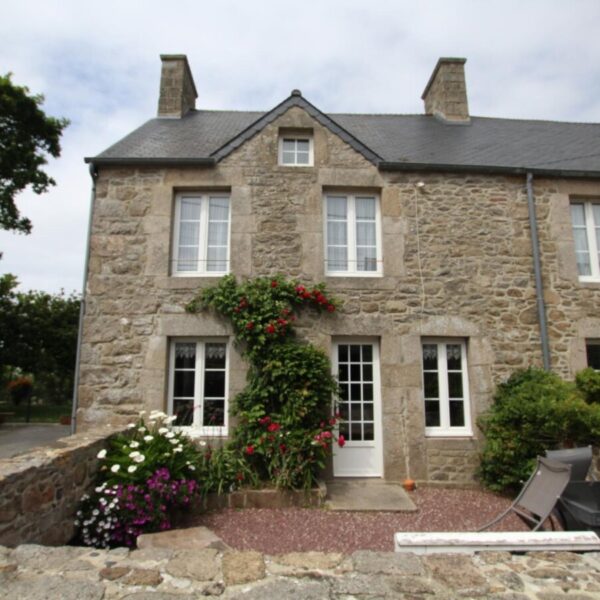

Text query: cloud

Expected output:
[1,0,600,291]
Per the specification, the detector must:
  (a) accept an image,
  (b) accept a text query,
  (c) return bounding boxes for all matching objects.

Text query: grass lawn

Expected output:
[0,403,71,423]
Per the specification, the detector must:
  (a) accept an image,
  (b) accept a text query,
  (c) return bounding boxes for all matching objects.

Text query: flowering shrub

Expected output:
[187,275,343,491]
[75,411,205,548]
[6,375,33,405]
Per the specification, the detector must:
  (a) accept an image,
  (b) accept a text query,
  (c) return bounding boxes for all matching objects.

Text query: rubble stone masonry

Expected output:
[78,106,600,484]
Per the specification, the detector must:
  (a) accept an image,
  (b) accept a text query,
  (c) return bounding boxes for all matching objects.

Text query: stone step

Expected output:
[394,531,600,554]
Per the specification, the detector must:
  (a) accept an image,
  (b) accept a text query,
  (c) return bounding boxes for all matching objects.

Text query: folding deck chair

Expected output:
[478,457,571,532]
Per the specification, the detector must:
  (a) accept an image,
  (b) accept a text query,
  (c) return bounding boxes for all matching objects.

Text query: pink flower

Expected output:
[265,323,276,334]
[245,445,255,455]
[338,435,346,448]
[267,423,280,432]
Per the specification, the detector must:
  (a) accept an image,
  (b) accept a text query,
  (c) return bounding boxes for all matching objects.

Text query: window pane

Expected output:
[177,245,199,272]
[338,364,349,382]
[446,344,462,370]
[422,344,437,370]
[296,152,309,165]
[339,384,349,401]
[282,139,295,152]
[327,197,347,219]
[174,399,193,426]
[203,400,225,427]
[356,222,376,246]
[208,222,228,246]
[357,246,377,272]
[350,384,361,401]
[338,345,349,362]
[576,252,592,276]
[327,246,348,271]
[592,204,600,225]
[175,343,196,369]
[448,372,464,398]
[363,422,374,441]
[355,197,376,219]
[207,247,227,272]
[362,364,373,382]
[362,345,373,362]
[424,372,439,398]
[350,364,361,381]
[588,343,600,370]
[174,370,195,398]
[296,140,309,152]
[351,404,362,421]
[179,222,200,246]
[449,400,465,427]
[327,221,348,245]
[209,198,229,221]
[363,383,373,401]
[363,403,374,421]
[204,371,225,398]
[351,422,362,441]
[425,400,440,427]
[205,343,226,369]
[574,229,590,253]
[350,345,361,362]
[339,422,349,438]
[571,203,586,226]
[180,198,201,220]
[282,151,295,164]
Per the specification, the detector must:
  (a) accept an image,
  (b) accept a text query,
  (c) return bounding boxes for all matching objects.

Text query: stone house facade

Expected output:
[77,55,600,484]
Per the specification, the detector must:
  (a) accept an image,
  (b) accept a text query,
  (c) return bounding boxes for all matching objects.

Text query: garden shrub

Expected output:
[75,411,205,548]
[576,367,600,404]
[478,367,600,493]
[187,274,342,491]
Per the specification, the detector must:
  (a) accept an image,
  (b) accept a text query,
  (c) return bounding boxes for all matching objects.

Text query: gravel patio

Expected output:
[189,487,528,554]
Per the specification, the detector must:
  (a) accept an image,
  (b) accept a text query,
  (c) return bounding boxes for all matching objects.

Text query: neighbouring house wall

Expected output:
[0,428,118,547]
[78,106,600,484]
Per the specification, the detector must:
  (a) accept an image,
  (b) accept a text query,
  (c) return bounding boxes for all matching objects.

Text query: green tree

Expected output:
[0,73,69,233]
[0,276,80,404]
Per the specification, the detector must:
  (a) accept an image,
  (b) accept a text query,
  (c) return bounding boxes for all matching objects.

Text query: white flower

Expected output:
[126,423,136,429]
[198,441,207,447]
[97,449,107,459]
[133,454,145,463]
[165,431,175,439]
[111,464,120,473]
[94,483,106,493]
[127,465,137,473]
[188,465,196,471]
[158,427,168,434]
[129,441,140,448]
[139,410,146,416]
[165,415,177,424]
[150,410,167,419]
[129,451,140,458]
[169,438,178,445]
[82,494,89,501]
[92,509,99,516]
[143,435,154,442]
[173,446,183,453]
[138,426,146,433]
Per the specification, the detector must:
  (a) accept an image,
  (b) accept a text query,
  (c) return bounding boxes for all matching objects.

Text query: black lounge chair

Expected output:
[478,457,571,532]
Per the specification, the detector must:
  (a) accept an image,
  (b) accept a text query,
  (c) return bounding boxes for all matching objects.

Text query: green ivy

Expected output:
[186,275,342,491]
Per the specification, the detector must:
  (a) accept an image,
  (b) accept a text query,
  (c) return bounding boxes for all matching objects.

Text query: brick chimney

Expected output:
[421,57,469,122]
[157,55,198,118]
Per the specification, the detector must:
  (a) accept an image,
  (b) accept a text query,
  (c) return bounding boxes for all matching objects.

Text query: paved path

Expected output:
[0,424,71,458]
[2,543,600,598]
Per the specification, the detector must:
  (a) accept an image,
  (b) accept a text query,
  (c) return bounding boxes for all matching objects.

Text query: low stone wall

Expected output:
[2,544,600,598]
[0,427,120,547]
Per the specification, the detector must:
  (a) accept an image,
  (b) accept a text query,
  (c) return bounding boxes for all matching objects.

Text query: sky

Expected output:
[1,0,600,294]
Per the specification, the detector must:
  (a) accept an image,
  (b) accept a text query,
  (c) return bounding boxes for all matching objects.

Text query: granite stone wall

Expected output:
[78,105,600,484]
[0,427,118,547]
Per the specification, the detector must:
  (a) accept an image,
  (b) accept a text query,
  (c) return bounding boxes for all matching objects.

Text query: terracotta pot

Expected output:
[402,478,416,492]
[59,415,71,426]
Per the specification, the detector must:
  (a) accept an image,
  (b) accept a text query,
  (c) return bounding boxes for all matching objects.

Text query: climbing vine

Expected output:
[186,275,343,490]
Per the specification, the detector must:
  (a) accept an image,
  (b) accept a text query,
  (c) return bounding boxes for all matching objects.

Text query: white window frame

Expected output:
[587,340,600,371]
[278,136,314,166]
[167,338,229,437]
[571,200,600,282]
[323,193,383,277]
[171,193,231,277]
[421,338,473,437]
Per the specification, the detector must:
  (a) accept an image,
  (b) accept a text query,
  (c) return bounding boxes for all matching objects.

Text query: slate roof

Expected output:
[88,93,600,177]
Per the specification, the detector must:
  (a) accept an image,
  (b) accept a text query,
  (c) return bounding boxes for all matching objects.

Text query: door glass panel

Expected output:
[175,343,196,369]
[363,403,374,420]
[205,343,226,369]
[351,422,362,441]
[338,364,349,382]
[351,404,362,421]
[423,372,439,398]
[363,422,374,441]
[350,364,361,381]
[339,384,349,401]
[362,345,373,362]
[350,345,361,362]
[363,383,373,401]
[174,399,194,426]
[174,371,195,398]
[446,344,462,370]
[339,345,348,362]
[203,400,225,427]
[448,372,464,398]
[449,400,465,427]
[425,399,440,427]
[350,384,361,401]
[422,344,437,370]
[204,371,225,398]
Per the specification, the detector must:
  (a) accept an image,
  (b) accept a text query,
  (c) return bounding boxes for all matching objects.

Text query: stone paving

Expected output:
[3,543,600,599]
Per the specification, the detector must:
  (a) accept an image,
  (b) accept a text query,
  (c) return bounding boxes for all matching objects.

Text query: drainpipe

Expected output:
[526,172,551,371]
[70,163,98,434]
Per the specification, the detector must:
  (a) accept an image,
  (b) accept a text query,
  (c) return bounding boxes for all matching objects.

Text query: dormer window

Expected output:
[279,135,313,166]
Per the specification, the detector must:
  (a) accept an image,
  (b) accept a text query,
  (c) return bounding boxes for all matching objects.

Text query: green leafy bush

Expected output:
[576,368,600,404]
[478,368,600,493]
[187,275,342,491]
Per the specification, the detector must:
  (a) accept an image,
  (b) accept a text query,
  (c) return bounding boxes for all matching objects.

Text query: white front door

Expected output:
[332,340,383,477]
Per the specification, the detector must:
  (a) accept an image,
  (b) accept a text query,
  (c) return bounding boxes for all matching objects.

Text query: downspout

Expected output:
[526,172,551,371]
[70,163,98,433]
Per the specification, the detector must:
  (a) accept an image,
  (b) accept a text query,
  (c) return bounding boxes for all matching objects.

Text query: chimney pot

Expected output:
[158,54,198,118]
[421,57,469,122]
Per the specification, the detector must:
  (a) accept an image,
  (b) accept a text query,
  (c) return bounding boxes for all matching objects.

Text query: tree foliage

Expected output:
[0,73,69,233]
[0,274,80,404]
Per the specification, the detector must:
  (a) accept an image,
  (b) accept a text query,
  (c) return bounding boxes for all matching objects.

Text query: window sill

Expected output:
[176,426,228,438]
[172,272,229,278]
[425,429,474,438]
[326,272,383,278]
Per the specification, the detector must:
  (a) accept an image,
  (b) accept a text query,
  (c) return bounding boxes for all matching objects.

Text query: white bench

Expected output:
[394,531,600,554]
